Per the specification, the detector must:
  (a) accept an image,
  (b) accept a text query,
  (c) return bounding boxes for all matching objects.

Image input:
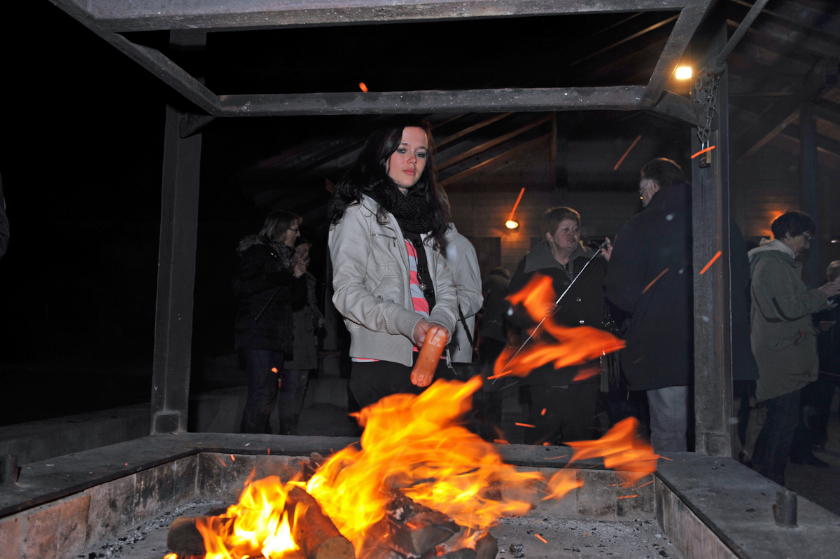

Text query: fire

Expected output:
[196,475,302,558]
[306,376,542,550]
[493,274,624,378]
[182,353,656,559]
[564,418,658,487]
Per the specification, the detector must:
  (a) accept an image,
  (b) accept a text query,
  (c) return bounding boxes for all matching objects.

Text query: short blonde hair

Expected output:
[543,207,581,238]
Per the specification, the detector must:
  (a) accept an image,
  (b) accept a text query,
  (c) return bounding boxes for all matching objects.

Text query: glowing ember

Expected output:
[493,274,624,379]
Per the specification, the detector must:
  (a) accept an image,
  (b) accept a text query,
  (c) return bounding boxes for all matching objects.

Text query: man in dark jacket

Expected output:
[605,159,694,451]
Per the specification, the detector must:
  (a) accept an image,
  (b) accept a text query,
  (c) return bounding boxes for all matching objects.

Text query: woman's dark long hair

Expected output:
[330,118,449,248]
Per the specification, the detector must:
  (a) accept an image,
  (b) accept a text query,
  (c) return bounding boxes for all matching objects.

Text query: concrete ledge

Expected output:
[0,404,150,466]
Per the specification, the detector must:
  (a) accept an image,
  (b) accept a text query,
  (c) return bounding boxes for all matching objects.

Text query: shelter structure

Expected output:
[47,0,840,457]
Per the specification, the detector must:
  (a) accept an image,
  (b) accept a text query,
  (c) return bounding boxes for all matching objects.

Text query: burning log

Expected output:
[359,491,459,558]
[166,516,225,556]
[287,486,356,559]
[165,487,354,559]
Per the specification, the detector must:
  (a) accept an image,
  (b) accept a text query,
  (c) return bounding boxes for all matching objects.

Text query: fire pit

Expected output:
[1,432,838,559]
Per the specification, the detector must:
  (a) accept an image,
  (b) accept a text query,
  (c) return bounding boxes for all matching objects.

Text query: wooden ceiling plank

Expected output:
[437,115,553,170]
[440,134,551,187]
[436,114,513,148]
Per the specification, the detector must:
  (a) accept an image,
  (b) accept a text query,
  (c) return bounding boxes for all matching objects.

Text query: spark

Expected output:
[659,455,673,461]
[515,423,535,428]
[699,251,722,275]
[535,534,548,544]
[231,455,236,461]
[635,480,654,489]
[543,454,570,460]
[691,145,716,159]
[541,408,547,416]
[217,456,227,467]
[268,448,271,455]
[614,135,642,170]
[509,187,526,222]
[406,522,417,529]
[617,494,638,500]
[359,82,368,92]
[642,268,669,294]
[272,367,278,373]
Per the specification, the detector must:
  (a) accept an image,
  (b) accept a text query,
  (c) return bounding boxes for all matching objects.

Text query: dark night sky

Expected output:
[0,2,268,424]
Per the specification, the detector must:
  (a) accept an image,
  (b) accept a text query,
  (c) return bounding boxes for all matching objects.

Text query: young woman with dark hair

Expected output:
[234,210,307,433]
[328,119,459,408]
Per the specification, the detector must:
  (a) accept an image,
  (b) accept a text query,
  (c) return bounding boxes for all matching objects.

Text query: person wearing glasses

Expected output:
[329,118,458,409]
[233,210,307,433]
[747,211,840,484]
[605,158,694,452]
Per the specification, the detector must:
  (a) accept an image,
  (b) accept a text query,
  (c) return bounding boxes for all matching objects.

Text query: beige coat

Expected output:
[749,240,829,401]
[329,196,458,367]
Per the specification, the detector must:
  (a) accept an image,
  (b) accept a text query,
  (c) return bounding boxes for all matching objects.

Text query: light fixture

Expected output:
[675,66,692,80]
[505,220,520,230]
[506,188,525,231]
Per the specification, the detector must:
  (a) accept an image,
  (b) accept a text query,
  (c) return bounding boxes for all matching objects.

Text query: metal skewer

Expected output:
[494,238,611,382]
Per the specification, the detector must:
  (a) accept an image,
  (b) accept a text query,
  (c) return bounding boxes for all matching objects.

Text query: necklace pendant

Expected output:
[418,282,427,291]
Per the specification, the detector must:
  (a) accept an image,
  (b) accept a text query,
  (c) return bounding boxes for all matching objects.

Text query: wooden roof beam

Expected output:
[734,59,838,161]
[58,0,692,33]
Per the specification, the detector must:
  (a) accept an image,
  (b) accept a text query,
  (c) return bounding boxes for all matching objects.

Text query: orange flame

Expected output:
[196,474,302,558]
[494,274,624,379]
[306,376,542,551]
[564,418,658,487]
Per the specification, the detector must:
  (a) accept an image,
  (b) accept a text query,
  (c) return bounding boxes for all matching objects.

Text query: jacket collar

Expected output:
[748,238,795,262]
[646,181,690,212]
[523,240,593,275]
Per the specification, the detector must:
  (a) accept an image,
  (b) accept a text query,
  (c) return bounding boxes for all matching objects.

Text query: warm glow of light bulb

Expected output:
[675,66,692,80]
[505,220,520,230]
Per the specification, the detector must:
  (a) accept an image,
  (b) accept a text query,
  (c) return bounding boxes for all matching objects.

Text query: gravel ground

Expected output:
[490,517,682,559]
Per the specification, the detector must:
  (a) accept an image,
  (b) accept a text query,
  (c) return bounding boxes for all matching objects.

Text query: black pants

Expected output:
[752,389,800,485]
[474,338,507,440]
[526,382,600,445]
[349,355,452,410]
[240,349,284,434]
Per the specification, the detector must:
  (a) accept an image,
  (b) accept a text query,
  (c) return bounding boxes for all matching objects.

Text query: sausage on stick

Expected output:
[410,325,448,387]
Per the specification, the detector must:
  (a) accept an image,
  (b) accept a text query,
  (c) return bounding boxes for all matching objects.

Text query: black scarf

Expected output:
[385,191,437,234]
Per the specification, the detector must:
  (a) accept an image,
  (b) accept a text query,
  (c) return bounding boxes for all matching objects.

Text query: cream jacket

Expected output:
[329,196,458,366]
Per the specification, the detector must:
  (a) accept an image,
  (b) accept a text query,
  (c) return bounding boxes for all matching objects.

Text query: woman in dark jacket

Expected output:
[507,207,612,445]
[234,210,306,433]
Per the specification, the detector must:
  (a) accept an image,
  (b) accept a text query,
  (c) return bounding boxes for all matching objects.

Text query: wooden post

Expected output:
[799,102,820,288]
[150,104,202,434]
[691,12,733,457]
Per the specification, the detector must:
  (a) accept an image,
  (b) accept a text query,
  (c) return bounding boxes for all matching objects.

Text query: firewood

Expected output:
[438,549,477,559]
[474,532,498,559]
[287,486,355,559]
[166,516,226,556]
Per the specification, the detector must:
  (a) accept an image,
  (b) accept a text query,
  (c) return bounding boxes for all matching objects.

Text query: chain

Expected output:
[693,67,723,149]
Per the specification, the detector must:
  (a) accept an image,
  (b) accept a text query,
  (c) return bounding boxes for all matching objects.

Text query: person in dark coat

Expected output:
[277,236,324,435]
[604,158,693,452]
[507,207,613,445]
[234,210,307,434]
[475,267,511,439]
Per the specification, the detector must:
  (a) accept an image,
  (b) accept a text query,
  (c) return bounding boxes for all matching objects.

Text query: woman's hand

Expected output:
[293,259,307,278]
[413,319,432,347]
[602,237,613,262]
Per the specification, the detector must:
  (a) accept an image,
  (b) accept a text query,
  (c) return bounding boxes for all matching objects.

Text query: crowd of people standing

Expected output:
[232,118,840,489]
